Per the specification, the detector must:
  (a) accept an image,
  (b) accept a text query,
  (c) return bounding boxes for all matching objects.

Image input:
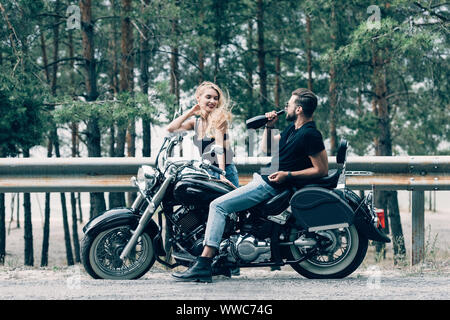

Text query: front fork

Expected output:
[119,175,174,260]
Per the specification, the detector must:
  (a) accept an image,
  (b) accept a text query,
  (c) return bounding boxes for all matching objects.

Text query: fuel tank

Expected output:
[173,173,234,206]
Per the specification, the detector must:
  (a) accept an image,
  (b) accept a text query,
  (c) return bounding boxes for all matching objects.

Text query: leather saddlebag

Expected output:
[290,187,354,231]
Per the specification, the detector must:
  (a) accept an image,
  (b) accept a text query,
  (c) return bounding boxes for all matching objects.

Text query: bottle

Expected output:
[245,110,285,129]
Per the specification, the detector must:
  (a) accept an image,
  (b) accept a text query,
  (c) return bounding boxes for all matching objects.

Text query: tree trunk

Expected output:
[0,192,4,265]
[212,0,223,81]
[245,20,255,157]
[71,192,81,263]
[170,25,180,107]
[41,192,51,267]
[15,193,20,228]
[387,191,406,263]
[69,122,79,228]
[328,3,338,156]
[121,0,135,161]
[107,1,119,204]
[245,20,254,116]
[120,0,133,93]
[256,0,267,114]
[61,191,74,265]
[39,26,50,84]
[50,0,60,96]
[70,122,80,263]
[140,0,151,158]
[109,0,120,96]
[120,0,136,206]
[80,0,105,218]
[256,0,270,156]
[41,139,52,267]
[51,126,74,266]
[274,55,280,108]
[77,194,83,223]
[328,61,338,155]
[198,46,204,84]
[372,44,389,257]
[372,44,405,260]
[51,6,75,265]
[39,22,51,267]
[80,0,98,102]
[170,3,181,158]
[306,14,313,91]
[116,0,132,159]
[23,148,33,266]
[68,29,81,254]
[197,4,205,84]
[68,30,76,96]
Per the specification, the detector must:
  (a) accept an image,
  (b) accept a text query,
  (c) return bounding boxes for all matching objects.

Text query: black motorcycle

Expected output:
[81,132,390,280]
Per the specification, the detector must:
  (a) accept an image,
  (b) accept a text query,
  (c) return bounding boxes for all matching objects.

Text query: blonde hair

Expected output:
[195,81,233,139]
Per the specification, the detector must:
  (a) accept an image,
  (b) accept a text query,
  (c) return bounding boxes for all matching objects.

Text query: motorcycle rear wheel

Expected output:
[289,225,368,279]
[81,225,155,280]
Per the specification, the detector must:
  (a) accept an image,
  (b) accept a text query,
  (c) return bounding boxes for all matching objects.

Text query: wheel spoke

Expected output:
[92,227,151,278]
[307,228,352,267]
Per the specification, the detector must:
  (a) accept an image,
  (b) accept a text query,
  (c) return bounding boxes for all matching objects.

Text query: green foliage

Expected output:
[0,0,448,157]
[53,82,175,129]
[0,68,49,156]
[329,1,449,155]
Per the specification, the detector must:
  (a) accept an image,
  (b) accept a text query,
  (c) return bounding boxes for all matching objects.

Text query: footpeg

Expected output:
[267,208,291,225]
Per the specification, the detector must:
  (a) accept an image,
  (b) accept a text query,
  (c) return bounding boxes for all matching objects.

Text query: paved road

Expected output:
[1,266,449,300]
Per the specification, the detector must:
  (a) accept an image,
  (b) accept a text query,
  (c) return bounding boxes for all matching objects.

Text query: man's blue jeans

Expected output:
[203,173,280,249]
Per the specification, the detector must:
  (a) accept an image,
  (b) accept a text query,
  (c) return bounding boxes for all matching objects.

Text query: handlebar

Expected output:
[208,164,226,176]
[200,161,226,176]
[158,133,228,177]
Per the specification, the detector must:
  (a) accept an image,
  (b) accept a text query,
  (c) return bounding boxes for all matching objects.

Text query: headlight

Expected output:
[136,165,157,189]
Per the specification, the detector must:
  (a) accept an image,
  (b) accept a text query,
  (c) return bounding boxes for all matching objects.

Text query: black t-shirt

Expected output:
[261,121,325,189]
[193,117,234,166]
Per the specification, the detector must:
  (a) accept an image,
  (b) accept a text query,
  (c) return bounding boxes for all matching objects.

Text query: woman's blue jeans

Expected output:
[203,173,279,249]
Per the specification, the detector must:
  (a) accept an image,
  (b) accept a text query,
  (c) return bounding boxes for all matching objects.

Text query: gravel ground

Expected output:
[0,265,449,300]
[1,192,449,300]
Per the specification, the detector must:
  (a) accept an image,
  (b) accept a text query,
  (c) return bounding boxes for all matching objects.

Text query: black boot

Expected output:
[172,256,213,283]
[212,265,232,278]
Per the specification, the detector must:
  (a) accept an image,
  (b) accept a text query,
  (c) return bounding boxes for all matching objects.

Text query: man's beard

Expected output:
[286,112,296,122]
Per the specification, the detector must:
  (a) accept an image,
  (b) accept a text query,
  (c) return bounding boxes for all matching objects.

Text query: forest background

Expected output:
[0,0,448,267]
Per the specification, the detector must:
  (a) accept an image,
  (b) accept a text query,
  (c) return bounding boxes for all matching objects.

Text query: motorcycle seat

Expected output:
[250,188,293,216]
[291,168,341,189]
[252,169,340,217]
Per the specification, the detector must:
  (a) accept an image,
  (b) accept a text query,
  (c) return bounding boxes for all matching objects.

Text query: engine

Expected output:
[171,206,208,256]
[225,234,272,263]
[172,206,208,233]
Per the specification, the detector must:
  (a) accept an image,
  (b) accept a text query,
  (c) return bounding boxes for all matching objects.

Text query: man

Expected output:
[172,88,328,283]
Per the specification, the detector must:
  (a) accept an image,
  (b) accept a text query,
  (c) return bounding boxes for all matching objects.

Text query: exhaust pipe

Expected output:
[293,237,317,247]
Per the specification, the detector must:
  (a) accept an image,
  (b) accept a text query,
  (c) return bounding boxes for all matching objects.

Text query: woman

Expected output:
[167,81,239,188]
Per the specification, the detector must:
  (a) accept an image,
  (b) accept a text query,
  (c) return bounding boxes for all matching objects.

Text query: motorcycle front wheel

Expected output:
[289,225,368,279]
[81,225,155,280]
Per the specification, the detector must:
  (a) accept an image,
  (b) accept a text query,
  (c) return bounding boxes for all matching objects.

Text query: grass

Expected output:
[361,223,449,275]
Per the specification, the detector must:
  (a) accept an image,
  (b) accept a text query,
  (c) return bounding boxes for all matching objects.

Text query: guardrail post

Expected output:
[411,190,425,265]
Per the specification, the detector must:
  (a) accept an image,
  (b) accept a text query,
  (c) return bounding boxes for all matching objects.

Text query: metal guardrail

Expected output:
[0,155,449,265]
[1,156,449,192]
